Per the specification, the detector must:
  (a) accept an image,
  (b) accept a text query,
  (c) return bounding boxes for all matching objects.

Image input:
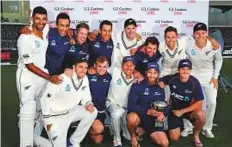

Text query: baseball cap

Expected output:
[124,18,137,28]
[178,59,192,69]
[147,62,160,71]
[122,56,136,65]
[193,22,207,32]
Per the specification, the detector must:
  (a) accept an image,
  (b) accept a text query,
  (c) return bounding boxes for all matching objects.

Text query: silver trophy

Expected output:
[150,101,168,130]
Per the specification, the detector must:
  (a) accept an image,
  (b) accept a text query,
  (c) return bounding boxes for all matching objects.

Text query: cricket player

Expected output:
[111,18,143,68]
[133,36,162,75]
[88,56,112,144]
[16,6,61,147]
[160,59,205,147]
[186,23,223,138]
[40,58,97,147]
[106,56,136,147]
[64,23,91,69]
[88,20,114,67]
[127,62,168,147]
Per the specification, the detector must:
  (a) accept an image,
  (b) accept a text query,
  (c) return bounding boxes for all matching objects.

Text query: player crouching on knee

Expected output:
[159,59,205,147]
[127,62,169,147]
[87,56,112,144]
[40,58,97,147]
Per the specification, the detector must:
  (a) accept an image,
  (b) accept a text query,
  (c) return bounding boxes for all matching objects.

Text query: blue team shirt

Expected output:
[64,41,90,68]
[134,51,161,75]
[160,73,204,110]
[128,80,165,116]
[89,35,114,67]
[88,73,112,111]
[45,28,70,75]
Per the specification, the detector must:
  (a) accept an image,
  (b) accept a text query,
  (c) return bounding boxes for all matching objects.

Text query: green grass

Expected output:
[2,59,232,147]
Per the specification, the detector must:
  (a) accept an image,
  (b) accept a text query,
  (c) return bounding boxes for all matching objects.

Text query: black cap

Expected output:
[122,56,136,65]
[193,22,207,32]
[124,18,137,28]
[178,59,192,69]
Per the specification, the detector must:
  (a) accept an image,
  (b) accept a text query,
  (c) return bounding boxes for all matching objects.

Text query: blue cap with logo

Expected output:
[147,62,160,71]
[122,56,136,65]
[178,59,192,69]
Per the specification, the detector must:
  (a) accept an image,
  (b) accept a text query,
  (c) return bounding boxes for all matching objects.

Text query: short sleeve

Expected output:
[193,78,204,101]
[17,35,33,64]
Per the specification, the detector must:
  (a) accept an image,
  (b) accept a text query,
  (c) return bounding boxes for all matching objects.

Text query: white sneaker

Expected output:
[181,128,193,137]
[113,140,122,147]
[202,130,215,138]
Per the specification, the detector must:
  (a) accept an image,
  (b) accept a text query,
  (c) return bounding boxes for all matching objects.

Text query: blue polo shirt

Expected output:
[128,80,165,116]
[160,73,204,110]
[88,73,112,111]
[134,51,161,75]
[64,41,90,69]
[45,28,70,75]
[89,35,114,67]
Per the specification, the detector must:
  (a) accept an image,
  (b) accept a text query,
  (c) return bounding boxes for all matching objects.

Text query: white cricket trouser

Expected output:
[202,83,218,131]
[16,68,49,147]
[107,103,131,143]
[46,105,97,147]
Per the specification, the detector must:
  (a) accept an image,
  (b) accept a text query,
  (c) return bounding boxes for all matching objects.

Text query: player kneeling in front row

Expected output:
[127,62,169,147]
[40,59,97,147]
[88,56,112,144]
[160,59,205,147]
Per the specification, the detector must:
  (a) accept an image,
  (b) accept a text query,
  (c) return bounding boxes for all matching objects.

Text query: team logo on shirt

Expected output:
[90,75,97,82]
[64,41,69,45]
[22,54,30,59]
[185,89,192,94]
[172,85,176,89]
[116,42,120,49]
[155,92,161,96]
[117,78,122,85]
[51,40,56,46]
[205,50,212,55]
[35,40,40,48]
[79,50,86,55]
[143,88,149,95]
[65,84,71,91]
[142,58,148,63]
[103,79,109,82]
[191,49,196,55]
[94,42,100,48]
[107,44,113,49]
[178,49,183,55]
[184,96,190,101]
[82,86,87,90]
[69,46,76,52]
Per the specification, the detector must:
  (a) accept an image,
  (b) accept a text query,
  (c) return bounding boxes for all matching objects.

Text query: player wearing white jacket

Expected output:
[40,59,97,147]
[111,18,143,68]
[186,23,223,138]
[106,56,136,147]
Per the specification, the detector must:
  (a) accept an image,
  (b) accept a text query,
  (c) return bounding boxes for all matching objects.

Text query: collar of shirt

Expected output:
[165,41,179,52]
[122,31,137,45]
[194,39,212,52]
[72,73,84,87]
[121,70,134,81]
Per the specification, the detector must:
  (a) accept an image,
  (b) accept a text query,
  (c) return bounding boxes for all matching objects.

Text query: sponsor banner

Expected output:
[30,0,209,42]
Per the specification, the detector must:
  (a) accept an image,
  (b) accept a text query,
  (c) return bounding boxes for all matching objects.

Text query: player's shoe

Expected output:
[113,140,122,147]
[202,129,215,138]
[181,128,193,137]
